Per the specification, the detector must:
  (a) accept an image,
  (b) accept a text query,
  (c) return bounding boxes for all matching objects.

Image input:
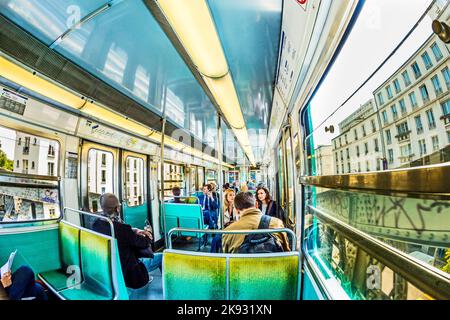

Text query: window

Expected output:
[341,163,344,173]
[421,51,433,70]
[374,138,379,152]
[366,161,370,172]
[418,139,427,156]
[419,84,429,103]
[377,92,384,105]
[335,153,338,163]
[347,163,351,173]
[356,146,360,157]
[431,135,439,151]
[382,110,389,124]
[411,62,421,79]
[334,140,337,149]
[414,115,423,134]
[346,148,349,160]
[397,122,409,135]
[393,79,401,93]
[345,134,348,145]
[388,149,394,164]
[16,160,19,168]
[386,85,393,99]
[431,42,443,61]
[441,100,450,116]
[31,161,35,170]
[442,67,450,89]
[431,75,443,96]
[18,137,21,145]
[426,109,436,129]
[336,165,339,174]
[354,129,358,141]
[23,159,29,174]
[47,162,54,176]
[48,145,55,156]
[402,70,411,86]
[385,129,392,145]
[364,142,368,155]
[390,105,398,120]
[87,149,114,212]
[362,125,366,137]
[371,119,376,133]
[409,91,418,108]
[399,99,407,114]
[400,144,412,157]
[339,137,342,147]
[340,151,343,161]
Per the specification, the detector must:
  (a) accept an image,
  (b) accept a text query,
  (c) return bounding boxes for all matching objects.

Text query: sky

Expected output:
[309,0,434,146]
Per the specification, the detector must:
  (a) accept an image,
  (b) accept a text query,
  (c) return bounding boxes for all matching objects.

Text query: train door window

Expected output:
[197,167,205,188]
[87,149,114,212]
[125,157,144,206]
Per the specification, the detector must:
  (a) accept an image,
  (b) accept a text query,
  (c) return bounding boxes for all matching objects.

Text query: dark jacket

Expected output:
[197,194,218,212]
[93,219,151,289]
[257,200,286,223]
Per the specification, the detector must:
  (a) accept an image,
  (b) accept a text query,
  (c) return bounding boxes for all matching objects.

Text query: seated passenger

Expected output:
[222,192,290,254]
[256,186,286,223]
[1,265,47,300]
[210,189,239,253]
[169,186,182,204]
[198,184,218,229]
[93,193,162,289]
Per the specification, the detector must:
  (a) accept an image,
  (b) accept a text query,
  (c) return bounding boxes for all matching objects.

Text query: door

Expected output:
[121,151,148,230]
[80,141,119,228]
[149,161,162,242]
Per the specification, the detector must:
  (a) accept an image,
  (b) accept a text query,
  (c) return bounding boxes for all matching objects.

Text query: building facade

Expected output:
[331,34,449,174]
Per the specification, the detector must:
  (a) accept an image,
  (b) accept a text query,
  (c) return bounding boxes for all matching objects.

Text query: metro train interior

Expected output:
[0,0,449,301]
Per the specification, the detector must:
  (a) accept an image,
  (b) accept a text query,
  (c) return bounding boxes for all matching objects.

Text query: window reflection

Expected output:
[87,149,113,212]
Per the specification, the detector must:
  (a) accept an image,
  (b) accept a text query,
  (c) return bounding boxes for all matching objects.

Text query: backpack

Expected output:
[238,215,284,254]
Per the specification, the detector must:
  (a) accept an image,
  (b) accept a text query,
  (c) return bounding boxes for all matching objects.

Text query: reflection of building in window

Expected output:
[166,89,185,126]
[87,150,114,198]
[331,34,449,174]
[314,145,333,176]
[12,132,58,176]
[125,157,144,206]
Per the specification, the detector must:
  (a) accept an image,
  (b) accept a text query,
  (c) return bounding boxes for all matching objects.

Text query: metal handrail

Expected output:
[167,227,297,251]
[307,205,450,300]
[300,163,450,197]
[63,207,120,300]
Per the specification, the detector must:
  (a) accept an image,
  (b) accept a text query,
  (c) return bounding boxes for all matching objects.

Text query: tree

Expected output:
[0,149,13,171]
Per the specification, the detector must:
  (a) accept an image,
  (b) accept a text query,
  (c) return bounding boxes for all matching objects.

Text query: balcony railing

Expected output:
[395,130,411,142]
[440,113,450,126]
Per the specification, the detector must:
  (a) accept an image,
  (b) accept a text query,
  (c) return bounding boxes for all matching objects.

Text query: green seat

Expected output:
[164,203,208,241]
[39,222,81,291]
[59,230,114,300]
[162,250,300,300]
[163,250,227,300]
[229,254,299,300]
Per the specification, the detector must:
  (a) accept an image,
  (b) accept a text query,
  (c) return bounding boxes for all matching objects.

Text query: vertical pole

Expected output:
[160,87,168,248]
[217,115,224,229]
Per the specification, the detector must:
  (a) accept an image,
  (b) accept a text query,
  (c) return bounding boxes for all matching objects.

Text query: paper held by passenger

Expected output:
[1,250,17,277]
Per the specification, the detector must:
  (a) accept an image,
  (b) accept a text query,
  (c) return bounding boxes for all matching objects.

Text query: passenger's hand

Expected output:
[137,230,153,240]
[1,272,12,288]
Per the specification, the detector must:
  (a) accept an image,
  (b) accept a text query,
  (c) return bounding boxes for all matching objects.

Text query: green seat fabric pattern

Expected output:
[0,227,60,275]
[61,230,114,300]
[39,270,76,291]
[229,255,299,300]
[163,252,227,300]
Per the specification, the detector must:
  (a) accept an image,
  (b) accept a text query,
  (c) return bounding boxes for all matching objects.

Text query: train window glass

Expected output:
[125,157,144,207]
[87,149,114,212]
[0,126,59,177]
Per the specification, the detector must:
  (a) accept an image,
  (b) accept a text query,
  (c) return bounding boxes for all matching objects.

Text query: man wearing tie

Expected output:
[198,183,218,229]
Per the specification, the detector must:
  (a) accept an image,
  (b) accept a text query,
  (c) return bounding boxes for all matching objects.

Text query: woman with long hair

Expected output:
[256,186,285,224]
[223,188,239,228]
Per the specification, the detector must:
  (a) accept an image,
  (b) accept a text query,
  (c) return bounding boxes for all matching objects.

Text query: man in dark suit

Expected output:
[197,184,218,229]
[93,193,162,289]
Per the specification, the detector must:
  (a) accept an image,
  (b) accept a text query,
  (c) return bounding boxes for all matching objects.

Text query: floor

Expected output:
[128,235,213,300]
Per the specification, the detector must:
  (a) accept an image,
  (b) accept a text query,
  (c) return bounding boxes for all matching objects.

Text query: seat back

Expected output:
[79,230,114,299]
[164,203,205,237]
[163,250,227,300]
[163,250,300,300]
[228,254,299,300]
[59,222,80,270]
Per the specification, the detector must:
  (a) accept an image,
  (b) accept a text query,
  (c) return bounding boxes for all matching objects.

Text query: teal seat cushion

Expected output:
[39,269,75,291]
[58,283,112,300]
